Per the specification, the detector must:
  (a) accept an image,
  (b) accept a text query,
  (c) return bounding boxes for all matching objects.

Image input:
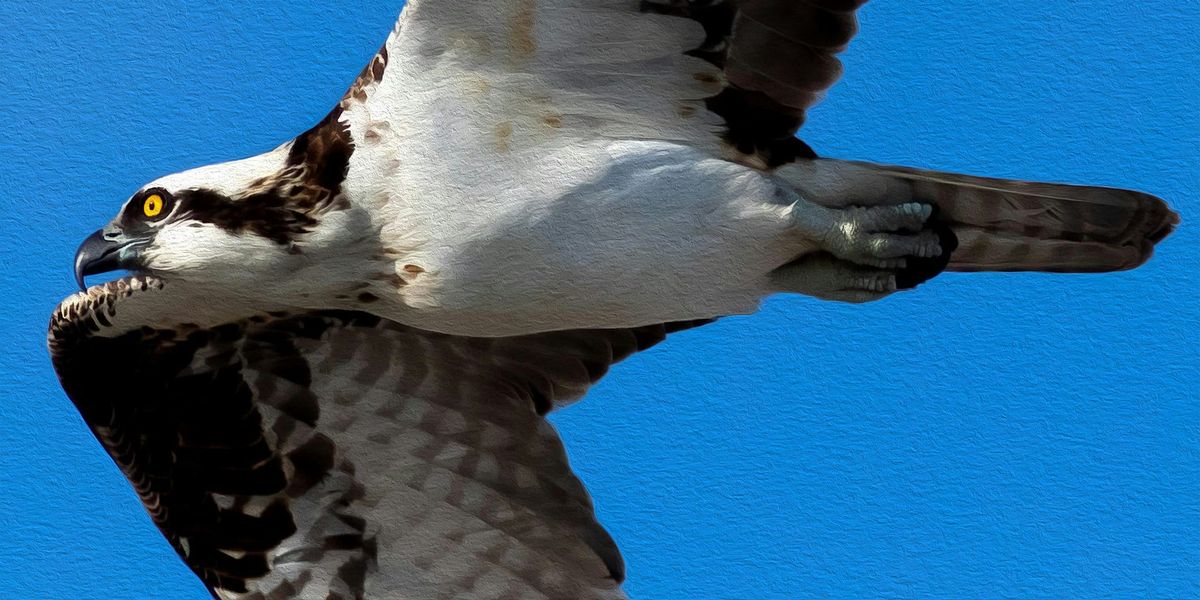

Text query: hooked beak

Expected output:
[74,228,137,291]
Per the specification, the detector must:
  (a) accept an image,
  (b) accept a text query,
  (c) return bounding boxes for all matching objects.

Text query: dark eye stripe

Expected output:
[173,187,319,245]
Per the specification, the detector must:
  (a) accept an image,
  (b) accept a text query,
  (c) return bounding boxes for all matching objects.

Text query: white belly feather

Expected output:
[335,1,811,336]
[353,139,806,336]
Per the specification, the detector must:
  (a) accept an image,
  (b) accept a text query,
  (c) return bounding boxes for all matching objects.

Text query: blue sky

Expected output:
[1,2,1197,598]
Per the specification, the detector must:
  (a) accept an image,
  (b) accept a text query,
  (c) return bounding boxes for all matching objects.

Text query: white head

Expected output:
[74,119,380,309]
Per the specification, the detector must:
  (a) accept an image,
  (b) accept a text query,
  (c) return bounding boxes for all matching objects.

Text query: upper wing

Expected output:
[49,276,707,599]
[341,0,867,171]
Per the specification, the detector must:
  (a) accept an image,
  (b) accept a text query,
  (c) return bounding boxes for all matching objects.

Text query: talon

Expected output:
[806,202,943,270]
[899,202,933,222]
[916,239,943,258]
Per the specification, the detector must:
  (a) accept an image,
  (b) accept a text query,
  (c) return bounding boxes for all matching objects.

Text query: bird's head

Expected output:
[73,125,374,304]
[73,147,313,291]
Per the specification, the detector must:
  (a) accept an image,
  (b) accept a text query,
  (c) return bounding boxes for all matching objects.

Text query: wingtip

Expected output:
[1151,205,1181,244]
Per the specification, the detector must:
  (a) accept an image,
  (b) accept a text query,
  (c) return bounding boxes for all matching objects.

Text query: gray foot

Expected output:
[769,253,899,303]
[793,202,944,269]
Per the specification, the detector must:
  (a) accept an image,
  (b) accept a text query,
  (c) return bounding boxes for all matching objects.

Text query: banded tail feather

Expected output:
[784,159,1179,275]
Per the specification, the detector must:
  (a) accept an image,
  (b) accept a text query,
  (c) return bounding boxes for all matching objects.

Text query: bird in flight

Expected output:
[52,1,1177,598]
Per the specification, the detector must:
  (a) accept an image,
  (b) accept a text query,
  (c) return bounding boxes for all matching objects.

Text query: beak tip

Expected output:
[73,247,88,291]
[73,228,124,292]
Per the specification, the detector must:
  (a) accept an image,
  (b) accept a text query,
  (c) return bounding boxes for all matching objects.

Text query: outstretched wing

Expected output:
[49,276,706,599]
[338,0,867,174]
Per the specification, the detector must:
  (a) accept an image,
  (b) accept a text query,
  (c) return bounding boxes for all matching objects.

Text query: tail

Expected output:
[784,159,1179,273]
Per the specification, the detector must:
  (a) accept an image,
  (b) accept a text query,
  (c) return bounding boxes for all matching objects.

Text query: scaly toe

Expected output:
[857,257,908,269]
[853,202,934,232]
[852,273,898,293]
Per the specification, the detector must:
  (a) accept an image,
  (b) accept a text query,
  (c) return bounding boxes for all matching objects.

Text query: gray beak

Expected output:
[74,229,127,291]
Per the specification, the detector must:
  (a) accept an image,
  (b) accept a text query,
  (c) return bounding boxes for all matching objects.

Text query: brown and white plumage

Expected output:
[54,0,1176,598]
[50,276,706,598]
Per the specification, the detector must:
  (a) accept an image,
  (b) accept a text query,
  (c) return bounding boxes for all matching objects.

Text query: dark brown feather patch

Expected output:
[175,38,393,246]
[643,0,868,167]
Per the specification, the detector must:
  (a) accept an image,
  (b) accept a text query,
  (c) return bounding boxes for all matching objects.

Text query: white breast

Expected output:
[352,135,804,336]
[332,1,806,336]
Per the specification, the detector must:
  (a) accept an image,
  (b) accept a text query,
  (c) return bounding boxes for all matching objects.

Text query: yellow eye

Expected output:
[143,194,164,218]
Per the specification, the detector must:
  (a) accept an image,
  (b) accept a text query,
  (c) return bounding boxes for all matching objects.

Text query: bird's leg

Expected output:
[773,196,946,301]
[787,201,942,267]
[769,253,900,302]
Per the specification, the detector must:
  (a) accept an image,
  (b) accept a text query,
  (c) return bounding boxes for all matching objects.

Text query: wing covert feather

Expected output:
[49,277,708,598]
[355,0,868,170]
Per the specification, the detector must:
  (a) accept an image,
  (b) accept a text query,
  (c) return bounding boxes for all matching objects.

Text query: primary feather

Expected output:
[49,276,707,598]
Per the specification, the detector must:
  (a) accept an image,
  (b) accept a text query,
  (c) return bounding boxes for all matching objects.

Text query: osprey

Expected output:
[51,1,1176,598]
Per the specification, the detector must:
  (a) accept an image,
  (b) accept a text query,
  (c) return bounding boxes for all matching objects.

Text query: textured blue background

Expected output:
[1,2,1196,598]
